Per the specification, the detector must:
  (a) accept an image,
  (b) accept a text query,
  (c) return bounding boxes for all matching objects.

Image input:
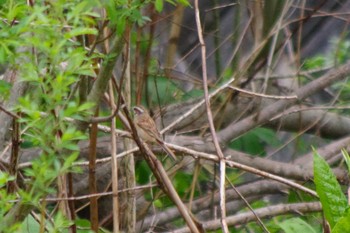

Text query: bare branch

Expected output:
[218,61,350,143]
[174,202,322,233]
[193,1,229,231]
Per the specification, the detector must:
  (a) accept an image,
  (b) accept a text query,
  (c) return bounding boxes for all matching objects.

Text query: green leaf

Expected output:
[229,128,280,155]
[173,171,192,196]
[313,148,348,227]
[155,0,163,12]
[0,172,14,187]
[75,218,95,232]
[278,218,317,233]
[341,149,350,172]
[0,80,12,101]
[64,27,97,39]
[19,215,41,233]
[47,211,72,232]
[136,160,151,184]
[229,131,264,155]
[333,208,350,233]
[62,153,78,169]
[252,127,281,147]
[303,55,325,70]
[175,0,190,6]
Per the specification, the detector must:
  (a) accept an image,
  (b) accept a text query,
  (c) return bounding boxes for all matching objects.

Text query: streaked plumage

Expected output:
[133,105,177,161]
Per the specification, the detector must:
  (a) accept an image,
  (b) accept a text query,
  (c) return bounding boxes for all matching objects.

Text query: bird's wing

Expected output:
[136,117,162,139]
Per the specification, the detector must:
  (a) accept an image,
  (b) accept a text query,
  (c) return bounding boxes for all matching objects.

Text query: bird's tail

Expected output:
[158,141,177,161]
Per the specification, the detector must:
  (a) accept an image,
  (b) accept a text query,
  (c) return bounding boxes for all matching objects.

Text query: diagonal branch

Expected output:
[217,61,350,143]
[122,105,204,233]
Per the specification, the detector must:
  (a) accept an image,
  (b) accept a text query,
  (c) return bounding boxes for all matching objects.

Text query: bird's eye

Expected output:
[133,107,143,115]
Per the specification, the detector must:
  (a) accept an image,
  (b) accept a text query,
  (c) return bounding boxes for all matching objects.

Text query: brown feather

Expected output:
[133,105,177,161]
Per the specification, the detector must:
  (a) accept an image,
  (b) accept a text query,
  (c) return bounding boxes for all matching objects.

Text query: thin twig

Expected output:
[218,60,350,143]
[226,178,269,233]
[227,85,297,99]
[166,143,318,197]
[0,105,19,119]
[110,81,119,233]
[88,108,99,231]
[17,139,139,169]
[270,105,350,121]
[161,76,235,134]
[262,1,291,93]
[174,202,322,233]
[38,184,157,202]
[193,1,229,232]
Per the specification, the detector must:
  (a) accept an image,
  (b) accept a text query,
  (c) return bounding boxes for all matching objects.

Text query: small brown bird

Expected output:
[133,105,177,161]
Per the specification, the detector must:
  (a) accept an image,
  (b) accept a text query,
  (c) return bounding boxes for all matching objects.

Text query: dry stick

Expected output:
[139,180,288,229]
[143,144,202,233]
[189,160,201,211]
[122,23,136,232]
[254,65,333,80]
[168,143,317,197]
[57,175,70,229]
[39,199,46,233]
[227,86,297,99]
[0,105,20,119]
[166,4,185,70]
[67,172,77,233]
[263,102,344,167]
[193,1,228,232]
[7,118,19,193]
[121,105,203,233]
[16,135,317,198]
[223,202,321,229]
[110,82,119,233]
[88,108,99,232]
[237,0,327,93]
[0,143,11,160]
[161,76,235,134]
[225,178,269,233]
[60,135,316,198]
[174,202,322,233]
[221,15,252,82]
[262,1,291,93]
[138,7,156,105]
[218,60,350,143]
[271,105,350,120]
[58,133,347,185]
[41,184,157,202]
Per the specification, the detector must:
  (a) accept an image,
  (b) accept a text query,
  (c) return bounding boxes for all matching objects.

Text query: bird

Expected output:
[133,105,177,161]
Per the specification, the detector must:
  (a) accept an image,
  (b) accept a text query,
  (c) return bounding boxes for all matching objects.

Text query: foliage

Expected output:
[313,149,348,229]
[0,173,17,232]
[278,218,317,233]
[0,79,11,101]
[1,0,350,232]
[229,127,281,156]
[0,0,191,231]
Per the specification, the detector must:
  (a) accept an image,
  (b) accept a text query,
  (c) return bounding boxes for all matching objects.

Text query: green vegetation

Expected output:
[1,1,350,232]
